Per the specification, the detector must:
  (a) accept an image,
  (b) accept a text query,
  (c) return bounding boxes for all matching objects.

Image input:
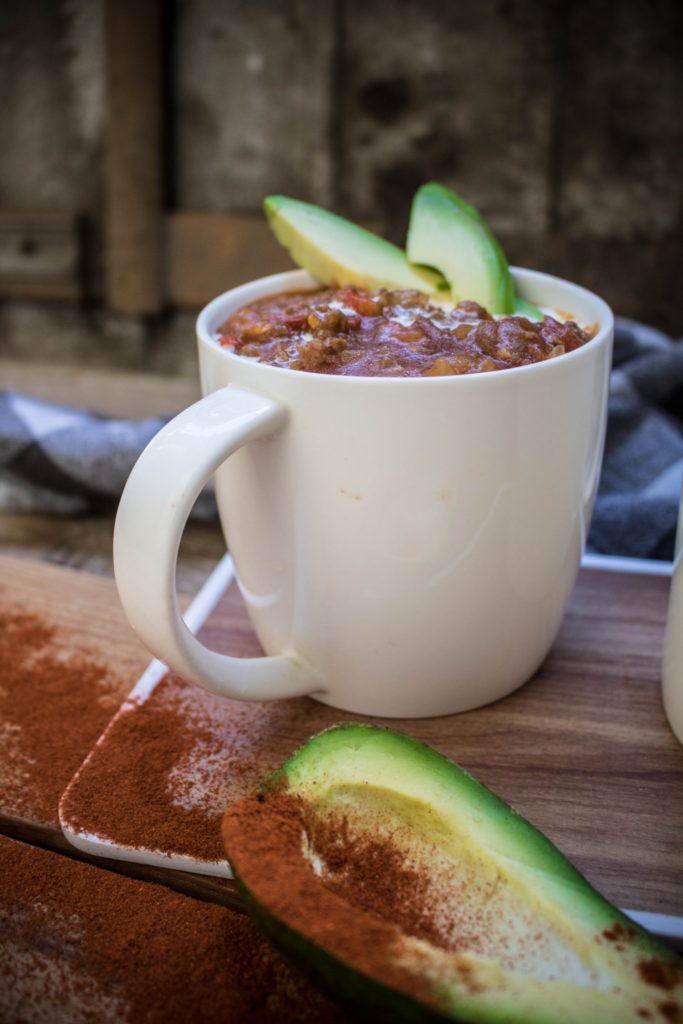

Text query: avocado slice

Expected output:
[514,296,544,321]
[407,183,523,315]
[264,195,448,296]
[222,724,682,1024]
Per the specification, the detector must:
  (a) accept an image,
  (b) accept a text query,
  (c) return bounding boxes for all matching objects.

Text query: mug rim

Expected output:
[196,267,614,386]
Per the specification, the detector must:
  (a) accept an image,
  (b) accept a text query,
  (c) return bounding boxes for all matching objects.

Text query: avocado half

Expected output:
[406,183,541,318]
[264,195,448,296]
[222,724,682,1024]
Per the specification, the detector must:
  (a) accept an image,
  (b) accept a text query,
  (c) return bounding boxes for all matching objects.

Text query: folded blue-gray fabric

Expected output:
[588,319,683,559]
[0,394,219,520]
[1,318,682,556]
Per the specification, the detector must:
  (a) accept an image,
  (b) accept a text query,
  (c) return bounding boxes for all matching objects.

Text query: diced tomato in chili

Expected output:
[337,289,382,317]
[279,312,309,330]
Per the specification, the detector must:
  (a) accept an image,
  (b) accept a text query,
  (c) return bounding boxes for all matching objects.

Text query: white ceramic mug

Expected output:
[113,268,613,717]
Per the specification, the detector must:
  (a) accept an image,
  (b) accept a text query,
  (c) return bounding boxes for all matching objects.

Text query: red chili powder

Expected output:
[0,608,129,825]
[638,959,683,992]
[222,786,451,1014]
[0,834,349,1022]
[305,807,448,951]
[60,672,229,861]
[58,663,351,865]
[603,923,637,943]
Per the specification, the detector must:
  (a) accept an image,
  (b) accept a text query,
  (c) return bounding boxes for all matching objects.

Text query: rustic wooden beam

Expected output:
[165,211,385,309]
[166,211,295,309]
[104,0,163,315]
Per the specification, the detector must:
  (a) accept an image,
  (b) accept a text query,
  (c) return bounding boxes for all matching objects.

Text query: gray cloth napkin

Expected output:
[587,319,683,560]
[0,393,217,520]
[1,319,682,557]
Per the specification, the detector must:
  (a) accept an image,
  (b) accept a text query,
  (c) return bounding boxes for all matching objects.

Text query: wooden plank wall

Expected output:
[104,0,164,314]
[0,0,681,335]
[174,0,335,211]
[168,0,683,331]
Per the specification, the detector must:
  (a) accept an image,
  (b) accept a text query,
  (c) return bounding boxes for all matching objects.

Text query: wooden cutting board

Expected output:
[0,555,149,827]
[61,558,683,918]
[2,553,682,920]
[0,555,239,907]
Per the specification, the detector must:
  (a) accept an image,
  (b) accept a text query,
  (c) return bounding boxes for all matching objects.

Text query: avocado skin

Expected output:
[231,868,447,1024]
[224,724,682,1024]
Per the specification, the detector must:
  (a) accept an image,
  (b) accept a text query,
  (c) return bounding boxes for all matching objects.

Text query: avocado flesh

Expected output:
[407,183,517,314]
[264,195,448,296]
[223,724,682,1024]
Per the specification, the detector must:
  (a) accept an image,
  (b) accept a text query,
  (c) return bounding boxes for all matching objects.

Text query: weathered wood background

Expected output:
[0,0,681,371]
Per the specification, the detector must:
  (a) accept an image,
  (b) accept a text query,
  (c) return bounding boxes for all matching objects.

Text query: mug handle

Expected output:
[113,386,322,701]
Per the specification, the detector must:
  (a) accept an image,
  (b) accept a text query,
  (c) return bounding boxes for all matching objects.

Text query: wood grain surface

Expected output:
[1,555,151,699]
[0,554,239,908]
[1,554,681,917]
[0,517,225,599]
[199,567,683,916]
[50,556,683,917]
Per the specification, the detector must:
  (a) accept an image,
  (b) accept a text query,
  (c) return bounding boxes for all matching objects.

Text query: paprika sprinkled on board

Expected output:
[0,834,348,1022]
[60,669,298,860]
[0,608,128,824]
[61,672,231,860]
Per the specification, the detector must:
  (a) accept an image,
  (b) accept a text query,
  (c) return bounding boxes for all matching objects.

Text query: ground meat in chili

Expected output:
[217,287,593,377]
